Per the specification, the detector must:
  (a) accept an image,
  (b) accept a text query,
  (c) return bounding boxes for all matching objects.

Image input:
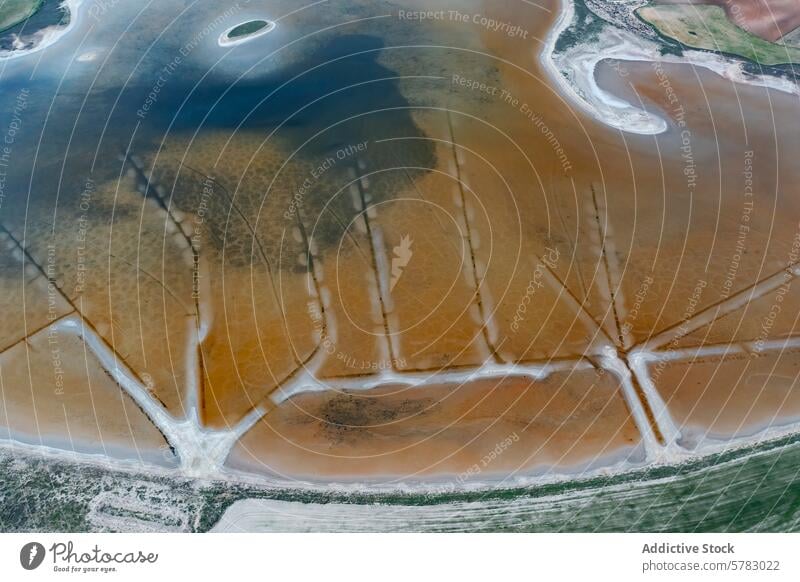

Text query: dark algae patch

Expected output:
[1,31,435,258]
[135,33,435,253]
[226,19,270,39]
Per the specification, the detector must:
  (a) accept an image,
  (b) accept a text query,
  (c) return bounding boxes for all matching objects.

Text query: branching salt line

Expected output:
[598,347,662,460]
[536,250,616,349]
[627,351,682,450]
[638,265,798,352]
[748,336,800,353]
[633,344,746,364]
[56,317,177,443]
[7,314,800,479]
[52,316,256,476]
[627,336,800,451]
[270,357,592,404]
[589,184,630,348]
[125,154,207,424]
[636,337,800,363]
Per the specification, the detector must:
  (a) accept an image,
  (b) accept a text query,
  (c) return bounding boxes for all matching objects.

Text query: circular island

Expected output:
[218,19,275,47]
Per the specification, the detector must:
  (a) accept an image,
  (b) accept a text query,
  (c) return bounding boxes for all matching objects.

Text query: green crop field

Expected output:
[638,3,800,66]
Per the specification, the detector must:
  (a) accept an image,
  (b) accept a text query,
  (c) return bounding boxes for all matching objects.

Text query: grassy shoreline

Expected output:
[3,430,800,532]
[0,0,43,33]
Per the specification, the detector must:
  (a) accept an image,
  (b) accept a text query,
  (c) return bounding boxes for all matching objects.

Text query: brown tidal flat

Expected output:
[409,109,613,361]
[0,231,72,352]
[648,349,800,444]
[140,134,322,427]
[668,266,800,349]
[2,0,800,479]
[2,176,197,418]
[226,370,640,480]
[593,60,800,349]
[374,146,491,369]
[424,0,800,444]
[0,327,174,465]
[312,236,385,379]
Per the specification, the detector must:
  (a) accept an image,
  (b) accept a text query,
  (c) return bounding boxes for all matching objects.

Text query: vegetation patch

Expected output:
[0,0,43,33]
[228,19,268,38]
[638,4,800,65]
[219,18,275,46]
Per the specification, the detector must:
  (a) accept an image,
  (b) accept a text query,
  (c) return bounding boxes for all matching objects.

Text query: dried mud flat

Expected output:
[0,0,799,502]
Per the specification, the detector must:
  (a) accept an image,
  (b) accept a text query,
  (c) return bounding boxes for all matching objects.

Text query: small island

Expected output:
[218,19,275,47]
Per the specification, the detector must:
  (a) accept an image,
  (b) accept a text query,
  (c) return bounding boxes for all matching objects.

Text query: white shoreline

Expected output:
[541,0,667,135]
[204,428,779,533]
[542,0,800,135]
[3,311,800,492]
[3,388,800,495]
[210,429,800,531]
[6,424,800,497]
[0,0,83,60]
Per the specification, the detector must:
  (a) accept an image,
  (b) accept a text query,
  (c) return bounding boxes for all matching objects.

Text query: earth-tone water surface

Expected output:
[0,0,798,523]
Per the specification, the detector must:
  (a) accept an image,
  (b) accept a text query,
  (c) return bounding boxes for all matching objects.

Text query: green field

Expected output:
[227,19,269,39]
[0,0,42,33]
[638,4,800,66]
[4,433,800,532]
